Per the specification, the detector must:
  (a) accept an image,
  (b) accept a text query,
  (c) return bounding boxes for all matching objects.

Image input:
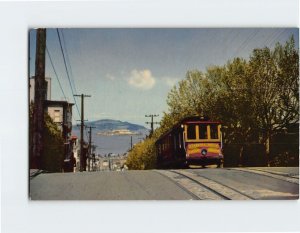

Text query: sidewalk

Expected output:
[30,169,44,179]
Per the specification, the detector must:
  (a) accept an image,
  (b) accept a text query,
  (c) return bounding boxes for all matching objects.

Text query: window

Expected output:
[54,110,60,122]
[210,124,218,139]
[187,124,196,139]
[199,124,208,139]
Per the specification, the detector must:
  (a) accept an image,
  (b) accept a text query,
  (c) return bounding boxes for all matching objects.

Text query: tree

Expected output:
[125,37,298,169]
[29,103,64,172]
[162,37,298,167]
[126,137,156,170]
[248,37,299,165]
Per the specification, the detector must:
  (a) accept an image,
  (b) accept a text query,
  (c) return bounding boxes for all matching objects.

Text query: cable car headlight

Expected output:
[201,149,207,156]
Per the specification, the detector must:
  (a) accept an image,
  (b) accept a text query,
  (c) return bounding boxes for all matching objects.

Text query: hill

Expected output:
[72,119,149,155]
[86,119,147,131]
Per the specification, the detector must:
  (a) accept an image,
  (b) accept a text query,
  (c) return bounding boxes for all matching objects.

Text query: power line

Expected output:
[56,28,81,119]
[61,29,78,94]
[264,30,280,47]
[46,37,77,125]
[232,29,259,58]
[46,47,67,101]
[269,29,288,47]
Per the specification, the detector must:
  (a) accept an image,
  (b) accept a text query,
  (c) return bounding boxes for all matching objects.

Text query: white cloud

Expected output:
[163,77,180,87]
[106,73,115,81]
[127,69,156,90]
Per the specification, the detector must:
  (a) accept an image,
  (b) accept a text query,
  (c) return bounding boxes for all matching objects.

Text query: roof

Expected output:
[156,115,221,143]
[44,100,74,107]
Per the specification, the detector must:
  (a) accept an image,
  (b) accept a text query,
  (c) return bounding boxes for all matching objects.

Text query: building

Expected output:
[29,75,78,172]
[45,100,73,135]
[29,76,51,103]
[44,100,75,171]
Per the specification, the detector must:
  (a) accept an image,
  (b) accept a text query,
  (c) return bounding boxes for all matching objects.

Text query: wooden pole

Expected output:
[32,28,46,169]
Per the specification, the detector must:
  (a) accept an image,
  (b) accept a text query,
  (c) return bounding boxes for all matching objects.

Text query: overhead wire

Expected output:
[268,29,288,47]
[58,30,80,125]
[229,28,289,61]
[56,28,81,119]
[46,44,78,129]
[59,29,91,139]
[61,29,78,94]
[46,46,67,101]
[264,30,280,47]
[232,29,259,58]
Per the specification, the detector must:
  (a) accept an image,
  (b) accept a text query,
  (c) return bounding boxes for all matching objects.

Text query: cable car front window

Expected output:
[199,124,208,139]
[187,124,196,140]
[210,124,218,139]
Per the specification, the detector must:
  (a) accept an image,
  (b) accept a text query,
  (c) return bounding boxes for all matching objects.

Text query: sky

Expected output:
[29,28,299,128]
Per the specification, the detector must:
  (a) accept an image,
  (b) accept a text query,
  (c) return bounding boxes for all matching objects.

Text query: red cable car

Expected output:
[156,116,223,168]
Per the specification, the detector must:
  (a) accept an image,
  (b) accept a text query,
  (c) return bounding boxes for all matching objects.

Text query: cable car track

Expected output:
[180,170,255,200]
[171,170,254,200]
[156,170,254,200]
[155,171,202,200]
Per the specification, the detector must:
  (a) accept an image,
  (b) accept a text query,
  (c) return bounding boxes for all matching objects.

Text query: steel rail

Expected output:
[155,171,201,200]
[180,170,255,200]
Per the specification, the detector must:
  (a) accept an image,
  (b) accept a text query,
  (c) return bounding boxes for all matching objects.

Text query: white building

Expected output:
[29,76,52,103]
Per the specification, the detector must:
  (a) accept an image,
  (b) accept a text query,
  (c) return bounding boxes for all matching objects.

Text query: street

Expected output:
[30,167,299,200]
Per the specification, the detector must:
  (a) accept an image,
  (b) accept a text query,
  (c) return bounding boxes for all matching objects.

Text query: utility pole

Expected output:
[86,125,96,172]
[145,114,159,137]
[32,28,46,169]
[130,136,133,150]
[74,94,91,172]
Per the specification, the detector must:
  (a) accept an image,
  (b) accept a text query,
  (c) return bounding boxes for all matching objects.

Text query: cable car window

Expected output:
[199,124,208,139]
[187,124,196,139]
[210,124,218,139]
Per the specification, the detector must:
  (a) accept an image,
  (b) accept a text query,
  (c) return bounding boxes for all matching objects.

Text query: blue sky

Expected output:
[29,28,299,128]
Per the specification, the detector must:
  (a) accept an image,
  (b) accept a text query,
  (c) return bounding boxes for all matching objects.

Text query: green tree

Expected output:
[126,137,156,170]
[29,103,64,172]
[42,114,64,172]
[162,37,298,167]
[125,37,299,169]
[248,37,299,165]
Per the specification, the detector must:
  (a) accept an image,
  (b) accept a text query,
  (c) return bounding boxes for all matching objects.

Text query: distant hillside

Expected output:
[73,119,148,132]
[72,119,149,155]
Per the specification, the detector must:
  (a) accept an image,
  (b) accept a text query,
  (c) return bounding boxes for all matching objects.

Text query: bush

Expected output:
[41,114,65,172]
[126,137,156,170]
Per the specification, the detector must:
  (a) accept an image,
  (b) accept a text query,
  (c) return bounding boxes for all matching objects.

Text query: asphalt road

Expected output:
[30,170,196,200]
[189,168,299,199]
[30,167,299,200]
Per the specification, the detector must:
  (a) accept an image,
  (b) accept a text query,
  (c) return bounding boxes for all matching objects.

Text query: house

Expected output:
[29,76,78,172]
[44,100,73,135]
[44,100,75,171]
[29,76,52,103]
